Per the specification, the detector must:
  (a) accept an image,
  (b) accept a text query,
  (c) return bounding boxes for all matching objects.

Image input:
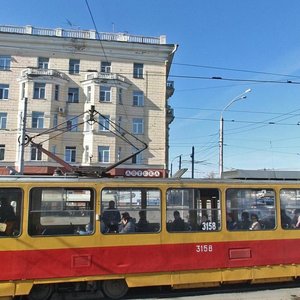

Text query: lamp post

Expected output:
[219,89,251,178]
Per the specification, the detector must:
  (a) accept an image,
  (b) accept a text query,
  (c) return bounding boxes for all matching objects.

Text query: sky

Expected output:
[2,0,300,177]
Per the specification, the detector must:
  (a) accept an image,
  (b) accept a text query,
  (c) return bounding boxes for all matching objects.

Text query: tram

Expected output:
[1,174,300,299]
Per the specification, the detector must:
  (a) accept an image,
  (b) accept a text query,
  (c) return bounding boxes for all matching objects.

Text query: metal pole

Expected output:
[218,89,251,178]
[18,97,28,174]
[191,146,194,179]
[219,116,224,178]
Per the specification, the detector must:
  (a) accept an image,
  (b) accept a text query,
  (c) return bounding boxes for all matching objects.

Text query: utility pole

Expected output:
[17,97,28,174]
[191,146,194,179]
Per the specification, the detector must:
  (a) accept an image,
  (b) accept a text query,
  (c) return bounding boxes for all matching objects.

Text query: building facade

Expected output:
[0,25,177,177]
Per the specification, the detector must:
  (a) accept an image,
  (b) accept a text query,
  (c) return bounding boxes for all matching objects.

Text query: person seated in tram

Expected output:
[281,209,291,229]
[136,210,149,232]
[119,212,135,233]
[227,212,238,230]
[102,200,121,233]
[291,208,300,229]
[0,197,17,236]
[238,211,252,230]
[249,213,262,230]
[170,210,185,231]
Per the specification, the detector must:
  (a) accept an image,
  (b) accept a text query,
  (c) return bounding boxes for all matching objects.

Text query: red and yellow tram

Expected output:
[1,175,300,299]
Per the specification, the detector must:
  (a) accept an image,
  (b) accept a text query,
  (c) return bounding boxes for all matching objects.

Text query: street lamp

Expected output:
[219,89,251,178]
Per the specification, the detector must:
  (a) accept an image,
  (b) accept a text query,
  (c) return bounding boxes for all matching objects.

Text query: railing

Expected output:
[86,72,126,82]
[21,68,67,80]
[0,25,165,44]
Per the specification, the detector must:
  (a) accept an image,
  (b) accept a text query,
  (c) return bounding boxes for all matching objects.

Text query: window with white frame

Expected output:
[69,59,80,74]
[99,115,110,131]
[0,112,7,129]
[86,86,91,102]
[0,56,11,71]
[33,83,46,99]
[51,145,56,155]
[65,146,76,162]
[67,116,78,132]
[30,146,42,161]
[100,86,111,102]
[38,57,49,69]
[68,88,79,103]
[133,91,144,106]
[0,145,4,160]
[98,146,110,163]
[0,84,9,100]
[32,112,44,129]
[132,148,143,164]
[54,85,59,101]
[101,61,111,73]
[132,118,144,134]
[133,63,143,79]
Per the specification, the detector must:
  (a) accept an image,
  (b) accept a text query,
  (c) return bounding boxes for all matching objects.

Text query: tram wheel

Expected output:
[28,284,53,300]
[102,279,128,299]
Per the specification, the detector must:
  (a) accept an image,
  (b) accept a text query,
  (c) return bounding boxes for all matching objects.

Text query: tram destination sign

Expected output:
[124,169,162,178]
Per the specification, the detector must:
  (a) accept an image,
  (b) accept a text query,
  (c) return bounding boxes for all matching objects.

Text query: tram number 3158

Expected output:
[196,244,213,253]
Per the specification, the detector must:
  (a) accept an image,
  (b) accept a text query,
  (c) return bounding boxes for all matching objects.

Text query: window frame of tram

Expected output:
[100,187,161,234]
[0,188,22,237]
[226,188,276,231]
[166,188,221,232]
[28,187,95,236]
[280,188,300,229]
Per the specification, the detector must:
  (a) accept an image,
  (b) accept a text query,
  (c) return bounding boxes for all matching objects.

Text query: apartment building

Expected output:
[0,25,177,177]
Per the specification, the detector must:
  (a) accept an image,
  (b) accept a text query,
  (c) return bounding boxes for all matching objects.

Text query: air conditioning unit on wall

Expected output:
[58,107,65,114]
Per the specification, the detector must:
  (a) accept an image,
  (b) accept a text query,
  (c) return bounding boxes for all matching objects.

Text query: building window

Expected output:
[65,146,76,162]
[86,86,91,102]
[67,116,78,132]
[68,88,79,103]
[100,86,111,102]
[132,118,144,134]
[132,148,143,164]
[0,145,4,160]
[0,56,11,71]
[133,91,144,106]
[133,63,143,79]
[101,61,111,73]
[0,112,7,129]
[53,113,58,128]
[0,84,9,100]
[99,115,110,131]
[32,112,44,129]
[21,82,25,99]
[33,83,46,99]
[118,88,123,104]
[98,146,110,163]
[54,85,59,101]
[31,146,42,161]
[38,57,49,69]
[69,59,80,74]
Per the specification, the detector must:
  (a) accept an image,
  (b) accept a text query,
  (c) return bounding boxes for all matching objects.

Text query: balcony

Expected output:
[166,81,175,99]
[21,68,68,81]
[83,72,130,88]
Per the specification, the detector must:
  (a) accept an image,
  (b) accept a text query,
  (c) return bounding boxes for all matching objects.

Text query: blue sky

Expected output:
[2,0,300,177]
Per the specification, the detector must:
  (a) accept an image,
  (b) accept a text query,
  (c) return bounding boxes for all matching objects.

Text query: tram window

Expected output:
[226,189,276,231]
[166,188,220,232]
[28,188,94,236]
[0,188,22,237]
[101,188,161,234]
[280,189,300,229]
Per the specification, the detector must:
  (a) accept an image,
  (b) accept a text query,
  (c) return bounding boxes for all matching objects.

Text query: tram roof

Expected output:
[222,169,300,181]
